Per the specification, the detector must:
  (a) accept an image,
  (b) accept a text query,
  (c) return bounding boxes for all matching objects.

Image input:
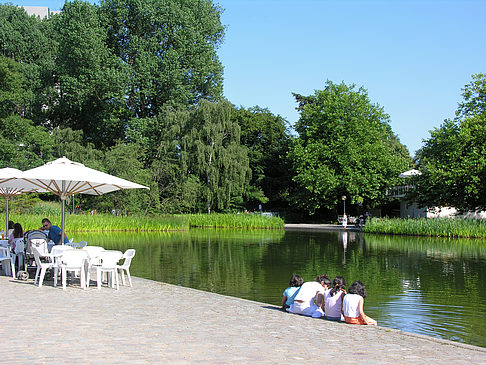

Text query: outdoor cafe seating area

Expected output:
[0,234,136,291]
[0,157,147,291]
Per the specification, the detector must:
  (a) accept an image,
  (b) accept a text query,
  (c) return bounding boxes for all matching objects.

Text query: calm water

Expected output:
[75,229,486,347]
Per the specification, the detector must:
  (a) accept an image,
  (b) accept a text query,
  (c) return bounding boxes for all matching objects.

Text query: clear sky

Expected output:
[7,0,486,155]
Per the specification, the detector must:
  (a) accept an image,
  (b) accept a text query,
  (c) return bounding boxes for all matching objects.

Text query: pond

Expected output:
[74,229,486,348]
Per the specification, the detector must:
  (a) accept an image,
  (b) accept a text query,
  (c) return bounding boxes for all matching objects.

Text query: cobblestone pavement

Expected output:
[1,275,485,364]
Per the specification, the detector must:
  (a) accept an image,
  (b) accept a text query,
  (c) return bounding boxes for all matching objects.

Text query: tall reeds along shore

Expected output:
[363,217,486,238]
[2,213,284,232]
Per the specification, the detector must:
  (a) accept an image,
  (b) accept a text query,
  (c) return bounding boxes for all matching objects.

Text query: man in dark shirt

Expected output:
[41,218,69,245]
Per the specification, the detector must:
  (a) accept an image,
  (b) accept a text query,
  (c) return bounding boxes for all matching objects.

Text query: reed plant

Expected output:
[186,213,284,229]
[363,217,486,238]
[0,212,284,232]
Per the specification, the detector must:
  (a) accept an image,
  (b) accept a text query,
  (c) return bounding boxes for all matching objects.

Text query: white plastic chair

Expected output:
[0,247,15,277]
[96,250,123,290]
[83,246,105,286]
[30,238,49,256]
[75,241,88,249]
[117,249,136,287]
[59,250,88,290]
[32,246,58,288]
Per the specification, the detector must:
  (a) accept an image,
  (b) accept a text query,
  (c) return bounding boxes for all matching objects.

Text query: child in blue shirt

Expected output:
[281,274,304,310]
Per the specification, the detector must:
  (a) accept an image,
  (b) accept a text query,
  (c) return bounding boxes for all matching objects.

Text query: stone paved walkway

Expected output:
[1,275,485,364]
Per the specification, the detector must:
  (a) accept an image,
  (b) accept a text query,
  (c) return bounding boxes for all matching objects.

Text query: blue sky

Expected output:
[8,0,486,155]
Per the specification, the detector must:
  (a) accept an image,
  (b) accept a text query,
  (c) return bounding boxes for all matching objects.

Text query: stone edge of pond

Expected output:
[135,276,486,354]
[284,223,362,231]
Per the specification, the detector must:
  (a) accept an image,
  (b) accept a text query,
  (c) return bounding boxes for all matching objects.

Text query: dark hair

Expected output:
[288,274,304,287]
[348,280,367,298]
[13,223,23,238]
[8,220,14,229]
[41,218,51,224]
[330,276,346,297]
[315,274,330,287]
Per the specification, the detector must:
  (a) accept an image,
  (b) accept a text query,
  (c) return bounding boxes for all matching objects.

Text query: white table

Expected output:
[0,240,8,247]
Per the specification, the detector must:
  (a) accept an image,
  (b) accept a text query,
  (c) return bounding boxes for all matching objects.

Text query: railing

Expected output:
[386,185,414,198]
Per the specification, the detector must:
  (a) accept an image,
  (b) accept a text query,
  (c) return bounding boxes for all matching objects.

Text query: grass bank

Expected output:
[363,217,486,238]
[1,213,284,232]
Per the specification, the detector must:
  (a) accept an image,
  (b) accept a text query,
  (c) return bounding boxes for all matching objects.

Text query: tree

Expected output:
[0,5,57,124]
[415,74,486,211]
[288,81,412,215]
[0,55,24,117]
[232,106,291,208]
[181,100,251,213]
[101,0,224,118]
[96,141,155,214]
[150,107,202,213]
[52,1,129,148]
[0,56,53,169]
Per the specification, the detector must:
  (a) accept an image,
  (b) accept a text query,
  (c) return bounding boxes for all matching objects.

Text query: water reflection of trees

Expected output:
[80,229,285,300]
[364,234,486,346]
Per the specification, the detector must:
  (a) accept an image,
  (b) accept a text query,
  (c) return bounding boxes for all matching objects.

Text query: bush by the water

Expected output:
[0,213,284,232]
[363,217,486,238]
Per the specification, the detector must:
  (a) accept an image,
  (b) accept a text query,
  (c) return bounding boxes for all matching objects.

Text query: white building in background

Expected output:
[22,6,60,18]
[387,169,486,218]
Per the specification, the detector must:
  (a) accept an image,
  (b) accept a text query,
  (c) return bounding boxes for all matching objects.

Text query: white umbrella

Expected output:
[21,157,150,244]
[399,169,422,178]
[0,168,48,239]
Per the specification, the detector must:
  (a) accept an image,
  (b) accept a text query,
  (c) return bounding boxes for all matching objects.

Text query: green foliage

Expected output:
[0,56,54,169]
[101,0,224,117]
[52,1,129,148]
[0,55,25,117]
[0,5,57,123]
[415,74,486,212]
[232,106,291,207]
[96,141,155,214]
[288,81,412,215]
[364,217,486,238]
[187,213,284,229]
[0,212,283,231]
[181,100,251,212]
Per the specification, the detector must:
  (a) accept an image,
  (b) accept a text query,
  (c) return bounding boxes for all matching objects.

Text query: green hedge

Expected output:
[363,217,486,238]
[1,213,284,232]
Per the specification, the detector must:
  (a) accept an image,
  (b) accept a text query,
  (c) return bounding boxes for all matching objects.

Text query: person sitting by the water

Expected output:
[342,280,377,325]
[281,274,304,310]
[41,218,69,245]
[323,276,346,321]
[288,274,330,318]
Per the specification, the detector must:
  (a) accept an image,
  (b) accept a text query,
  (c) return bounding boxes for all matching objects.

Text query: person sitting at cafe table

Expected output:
[41,218,69,245]
[8,220,14,239]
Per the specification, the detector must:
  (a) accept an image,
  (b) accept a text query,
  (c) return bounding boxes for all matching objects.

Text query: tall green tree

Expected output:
[415,74,486,211]
[288,81,412,215]
[0,5,57,124]
[150,107,202,213]
[181,100,251,213]
[232,106,291,208]
[101,0,225,146]
[0,56,53,169]
[52,1,128,148]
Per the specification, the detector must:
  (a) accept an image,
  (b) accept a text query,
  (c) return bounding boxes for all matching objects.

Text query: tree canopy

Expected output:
[288,81,412,215]
[415,74,486,212]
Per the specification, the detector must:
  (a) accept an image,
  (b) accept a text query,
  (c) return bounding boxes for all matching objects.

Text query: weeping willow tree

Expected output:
[181,100,251,213]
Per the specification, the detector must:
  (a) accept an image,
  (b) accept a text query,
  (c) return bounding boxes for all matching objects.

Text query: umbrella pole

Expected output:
[5,198,9,240]
[61,198,65,245]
